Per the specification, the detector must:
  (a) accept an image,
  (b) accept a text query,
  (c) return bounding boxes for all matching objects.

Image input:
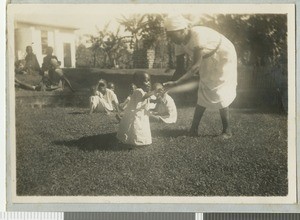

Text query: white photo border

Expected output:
[6,3,298,212]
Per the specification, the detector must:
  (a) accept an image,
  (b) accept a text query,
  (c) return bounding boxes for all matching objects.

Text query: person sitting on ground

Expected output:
[40,46,75,92]
[107,82,116,92]
[149,83,177,124]
[49,58,75,92]
[15,60,27,75]
[89,79,120,115]
[24,46,41,75]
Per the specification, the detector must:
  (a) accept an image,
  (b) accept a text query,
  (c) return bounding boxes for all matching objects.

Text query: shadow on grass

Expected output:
[152,128,189,137]
[152,128,220,138]
[53,132,133,151]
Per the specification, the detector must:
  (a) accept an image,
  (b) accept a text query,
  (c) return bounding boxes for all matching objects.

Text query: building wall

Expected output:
[15,22,76,68]
[15,28,33,60]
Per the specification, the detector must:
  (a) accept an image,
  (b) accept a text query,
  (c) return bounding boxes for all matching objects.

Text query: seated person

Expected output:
[119,83,137,111]
[150,83,177,124]
[15,60,27,75]
[49,58,75,92]
[24,46,41,75]
[40,46,74,92]
[107,82,116,92]
[89,79,120,114]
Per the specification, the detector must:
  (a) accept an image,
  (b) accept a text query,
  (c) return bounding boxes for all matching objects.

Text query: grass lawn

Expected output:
[16,105,288,196]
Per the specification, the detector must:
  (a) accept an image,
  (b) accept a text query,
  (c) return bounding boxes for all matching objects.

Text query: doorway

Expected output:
[63,43,72,67]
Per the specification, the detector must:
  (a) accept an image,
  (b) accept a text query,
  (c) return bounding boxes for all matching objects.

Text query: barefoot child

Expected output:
[150,83,177,124]
[89,79,120,115]
[117,72,154,146]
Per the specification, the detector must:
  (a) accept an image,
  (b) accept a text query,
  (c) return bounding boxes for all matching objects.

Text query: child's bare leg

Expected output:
[62,76,75,92]
[219,107,232,139]
[189,104,206,136]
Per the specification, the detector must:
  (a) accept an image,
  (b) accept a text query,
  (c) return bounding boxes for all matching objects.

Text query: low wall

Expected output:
[15,68,285,112]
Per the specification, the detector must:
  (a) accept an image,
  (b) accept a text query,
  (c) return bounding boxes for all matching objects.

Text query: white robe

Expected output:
[154,94,177,124]
[175,26,237,109]
[89,89,119,112]
[117,88,152,146]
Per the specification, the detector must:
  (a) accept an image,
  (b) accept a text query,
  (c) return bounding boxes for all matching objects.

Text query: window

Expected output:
[41,30,48,55]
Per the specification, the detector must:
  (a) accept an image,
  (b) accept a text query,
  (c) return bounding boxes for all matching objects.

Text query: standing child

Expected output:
[117,72,154,146]
[89,79,120,115]
[150,83,177,124]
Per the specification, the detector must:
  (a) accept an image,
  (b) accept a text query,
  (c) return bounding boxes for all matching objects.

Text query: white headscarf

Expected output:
[164,15,190,32]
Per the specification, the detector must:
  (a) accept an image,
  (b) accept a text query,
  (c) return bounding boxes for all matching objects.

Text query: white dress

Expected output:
[175,26,237,109]
[154,94,177,124]
[90,89,119,112]
[116,88,152,146]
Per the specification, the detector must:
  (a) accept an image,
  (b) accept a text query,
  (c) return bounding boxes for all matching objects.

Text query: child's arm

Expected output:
[141,90,156,101]
[112,100,121,116]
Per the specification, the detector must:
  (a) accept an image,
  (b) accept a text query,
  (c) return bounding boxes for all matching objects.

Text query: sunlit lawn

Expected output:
[16,105,288,196]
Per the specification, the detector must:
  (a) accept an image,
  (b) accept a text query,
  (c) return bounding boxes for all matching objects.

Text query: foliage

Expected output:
[89,23,131,68]
[196,14,287,67]
[76,44,94,68]
[141,14,166,49]
[118,14,147,50]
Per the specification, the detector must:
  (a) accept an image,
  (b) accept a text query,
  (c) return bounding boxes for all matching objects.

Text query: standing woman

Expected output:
[164,15,237,139]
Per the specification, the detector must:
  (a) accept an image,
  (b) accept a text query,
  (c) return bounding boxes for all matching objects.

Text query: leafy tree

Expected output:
[118,14,147,50]
[89,23,130,68]
[195,14,287,67]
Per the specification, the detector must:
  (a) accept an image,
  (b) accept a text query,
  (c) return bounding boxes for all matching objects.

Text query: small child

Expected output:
[117,72,154,146]
[89,79,120,115]
[107,82,116,92]
[119,83,137,111]
[150,83,177,124]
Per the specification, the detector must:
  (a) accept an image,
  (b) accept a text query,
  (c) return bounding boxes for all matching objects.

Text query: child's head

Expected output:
[107,82,115,91]
[153,83,165,98]
[46,47,53,56]
[26,46,33,54]
[133,72,151,92]
[98,79,107,94]
[129,83,137,95]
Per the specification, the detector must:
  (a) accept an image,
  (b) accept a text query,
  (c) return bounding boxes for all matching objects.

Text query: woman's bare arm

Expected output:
[165,48,202,87]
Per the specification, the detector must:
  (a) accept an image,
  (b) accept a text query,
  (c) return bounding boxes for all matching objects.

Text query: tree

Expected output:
[195,14,287,67]
[89,23,130,68]
[118,14,166,68]
[118,14,147,50]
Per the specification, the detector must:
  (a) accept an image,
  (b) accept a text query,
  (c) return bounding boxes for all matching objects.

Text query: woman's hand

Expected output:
[163,81,177,90]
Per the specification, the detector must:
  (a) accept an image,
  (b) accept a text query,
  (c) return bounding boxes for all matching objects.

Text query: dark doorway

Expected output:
[63,43,72,67]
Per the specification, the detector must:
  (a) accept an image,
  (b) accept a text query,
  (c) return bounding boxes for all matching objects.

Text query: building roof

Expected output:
[14,14,80,30]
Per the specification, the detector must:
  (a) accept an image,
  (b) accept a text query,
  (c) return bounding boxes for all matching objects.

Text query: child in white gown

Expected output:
[117,72,154,146]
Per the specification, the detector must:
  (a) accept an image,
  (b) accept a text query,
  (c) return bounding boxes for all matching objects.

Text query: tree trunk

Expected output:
[147,48,155,69]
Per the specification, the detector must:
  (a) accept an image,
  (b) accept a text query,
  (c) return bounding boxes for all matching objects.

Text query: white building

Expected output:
[15,21,78,68]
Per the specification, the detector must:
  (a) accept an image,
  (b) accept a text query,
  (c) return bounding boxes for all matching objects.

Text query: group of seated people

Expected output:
[15,46,74,92]
[89,79,177,124]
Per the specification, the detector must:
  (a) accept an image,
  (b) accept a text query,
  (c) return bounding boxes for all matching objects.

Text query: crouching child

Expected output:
[150,83,177,124]
[89,79,120,115]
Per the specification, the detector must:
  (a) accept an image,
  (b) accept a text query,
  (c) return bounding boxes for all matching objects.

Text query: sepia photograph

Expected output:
[6,3,296,207]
